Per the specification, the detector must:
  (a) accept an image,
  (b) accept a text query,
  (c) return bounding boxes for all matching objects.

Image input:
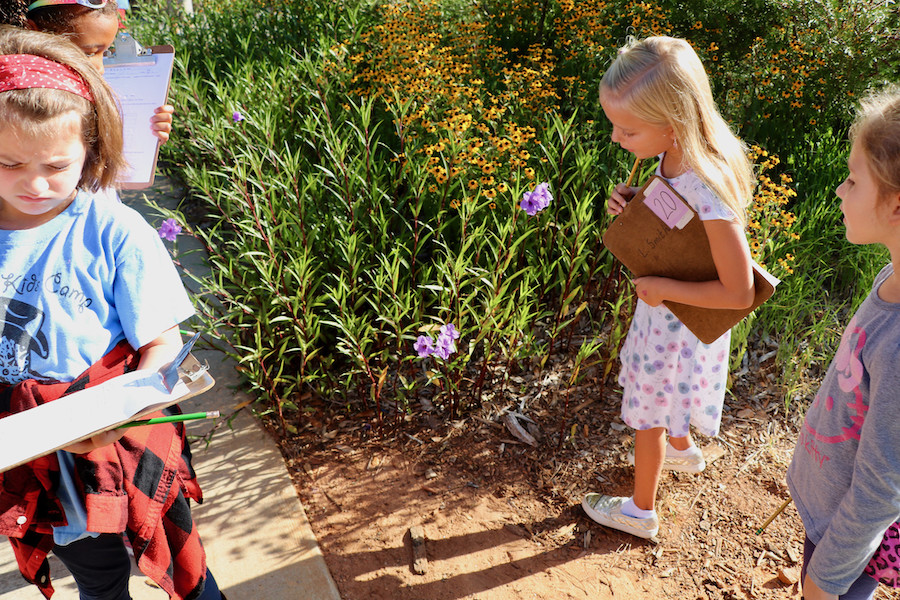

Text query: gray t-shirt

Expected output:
[787,263,900,594]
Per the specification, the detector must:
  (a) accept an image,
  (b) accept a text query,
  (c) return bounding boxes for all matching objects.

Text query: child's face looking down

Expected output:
[837,143,892,246]
[44,10,118,74]
[0,113,86,230]
[600,94,677,161]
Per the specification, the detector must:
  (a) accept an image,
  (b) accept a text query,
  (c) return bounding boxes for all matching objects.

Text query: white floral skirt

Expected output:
[617,300,730,438]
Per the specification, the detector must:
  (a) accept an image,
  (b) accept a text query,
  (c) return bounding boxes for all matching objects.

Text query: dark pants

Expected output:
[802,536,879,600]
[53,533,223,600]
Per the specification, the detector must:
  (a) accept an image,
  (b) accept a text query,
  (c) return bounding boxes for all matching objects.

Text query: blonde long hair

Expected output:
[601,36,753,225]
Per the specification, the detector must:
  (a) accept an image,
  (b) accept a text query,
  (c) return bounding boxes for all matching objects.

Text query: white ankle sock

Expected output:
[621,497,655,519]
[666,442,697,457]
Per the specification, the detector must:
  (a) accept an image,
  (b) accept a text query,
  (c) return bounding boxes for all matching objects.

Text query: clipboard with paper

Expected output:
[0,334,214,473]
[102,32,174,189]
[602,174,779,344]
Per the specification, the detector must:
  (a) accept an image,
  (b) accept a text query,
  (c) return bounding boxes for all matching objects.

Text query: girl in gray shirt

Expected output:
[787,86,900,600]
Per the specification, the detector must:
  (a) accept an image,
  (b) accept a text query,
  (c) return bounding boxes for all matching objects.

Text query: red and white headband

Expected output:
[0,54,93,102]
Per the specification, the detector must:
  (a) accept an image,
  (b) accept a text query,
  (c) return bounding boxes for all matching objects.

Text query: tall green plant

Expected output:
[128,0,897,430]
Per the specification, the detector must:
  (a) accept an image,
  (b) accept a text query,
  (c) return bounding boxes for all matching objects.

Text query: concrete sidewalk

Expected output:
[0,180,341,599]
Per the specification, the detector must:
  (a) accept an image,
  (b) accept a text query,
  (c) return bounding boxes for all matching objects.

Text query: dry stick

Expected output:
[564,157,645,450]
[600,156,642,379]
[756,497,793,535]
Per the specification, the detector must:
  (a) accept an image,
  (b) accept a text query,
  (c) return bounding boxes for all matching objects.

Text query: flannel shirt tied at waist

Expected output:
[0,341,207,600]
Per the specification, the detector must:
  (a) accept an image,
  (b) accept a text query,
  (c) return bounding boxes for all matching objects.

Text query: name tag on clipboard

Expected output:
[641,177,694,229]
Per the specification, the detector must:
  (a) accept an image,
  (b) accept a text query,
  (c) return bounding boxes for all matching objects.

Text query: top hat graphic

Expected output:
[0,297,49,360]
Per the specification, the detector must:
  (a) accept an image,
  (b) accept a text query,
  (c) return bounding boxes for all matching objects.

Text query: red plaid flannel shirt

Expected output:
[0,342,208,599]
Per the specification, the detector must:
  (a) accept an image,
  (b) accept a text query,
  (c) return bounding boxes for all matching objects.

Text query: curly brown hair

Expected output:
[0,0,29,27]
[27,0,119,34]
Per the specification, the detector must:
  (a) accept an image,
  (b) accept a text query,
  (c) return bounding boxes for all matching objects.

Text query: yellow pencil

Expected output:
[756,497,793,535]
[625,157,642,187]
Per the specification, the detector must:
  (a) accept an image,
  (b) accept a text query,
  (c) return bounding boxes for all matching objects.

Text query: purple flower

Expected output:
[433,336,454,360]
[434,323,459,360]
[439,323,460,341]
[415,322,461,361]
[158,218,182,241]
[232,111,244,123]
[520,182,552,216]
[434,323,459,359]
[414,335,434,357]
[435,335,456,359]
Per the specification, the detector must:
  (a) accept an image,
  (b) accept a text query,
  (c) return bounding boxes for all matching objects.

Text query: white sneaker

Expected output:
[581,493,659,539]
[626,444,706,473]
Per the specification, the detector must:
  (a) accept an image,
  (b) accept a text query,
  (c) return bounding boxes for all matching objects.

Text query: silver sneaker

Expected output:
[626,445,706,473]
[581,493,659,539]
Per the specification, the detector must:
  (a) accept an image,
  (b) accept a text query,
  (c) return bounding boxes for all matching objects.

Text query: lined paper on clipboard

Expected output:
[103,32,174,189]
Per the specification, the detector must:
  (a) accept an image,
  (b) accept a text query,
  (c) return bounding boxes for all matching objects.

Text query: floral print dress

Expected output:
[617,161,737,438]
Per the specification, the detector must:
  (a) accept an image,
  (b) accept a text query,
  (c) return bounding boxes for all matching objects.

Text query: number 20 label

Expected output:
[642,179,693,229]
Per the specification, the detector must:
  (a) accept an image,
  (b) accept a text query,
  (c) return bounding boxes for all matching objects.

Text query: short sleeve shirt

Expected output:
[0,190,194,384]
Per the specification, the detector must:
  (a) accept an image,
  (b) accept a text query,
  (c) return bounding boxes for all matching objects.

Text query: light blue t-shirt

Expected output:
[0,190,194,384]
[53,450,96,545]
[0,190,195,545]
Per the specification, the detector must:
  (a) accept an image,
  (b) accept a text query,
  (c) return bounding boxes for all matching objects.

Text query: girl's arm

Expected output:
[802,575,838,600]
[633,218,755,309]
[135,325,184,371]
[62,327,184,454]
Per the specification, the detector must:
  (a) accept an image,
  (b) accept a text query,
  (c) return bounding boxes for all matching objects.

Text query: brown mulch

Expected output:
[265,344,892,600]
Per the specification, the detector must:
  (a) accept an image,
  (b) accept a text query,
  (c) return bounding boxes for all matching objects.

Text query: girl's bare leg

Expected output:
[668,434,694,451]
[633,427,666,511]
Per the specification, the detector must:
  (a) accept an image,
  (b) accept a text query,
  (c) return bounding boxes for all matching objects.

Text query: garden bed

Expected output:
[271,351,890,599]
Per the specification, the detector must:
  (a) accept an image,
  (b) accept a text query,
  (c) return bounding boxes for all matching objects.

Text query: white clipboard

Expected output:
[103,32,175,190]
[0,345,214,473]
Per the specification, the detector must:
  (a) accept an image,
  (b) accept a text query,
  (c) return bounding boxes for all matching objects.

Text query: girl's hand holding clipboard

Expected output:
[150,104,175,143]
[633,276,667,307]
[63,428,127,455]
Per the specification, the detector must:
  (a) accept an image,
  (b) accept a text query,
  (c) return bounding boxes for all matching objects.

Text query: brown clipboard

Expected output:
[602,175,777,343]
[102,32,175,190]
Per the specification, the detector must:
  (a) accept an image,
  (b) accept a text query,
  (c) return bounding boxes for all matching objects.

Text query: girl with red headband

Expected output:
[0,26,224,600]
[0,0,175,146]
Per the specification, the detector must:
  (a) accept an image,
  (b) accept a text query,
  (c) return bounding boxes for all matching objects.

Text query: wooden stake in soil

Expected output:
[409,525,428,575]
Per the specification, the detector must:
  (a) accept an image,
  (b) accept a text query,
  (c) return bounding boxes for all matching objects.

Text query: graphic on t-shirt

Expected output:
[805,317,868,445]
[0,297,50,384]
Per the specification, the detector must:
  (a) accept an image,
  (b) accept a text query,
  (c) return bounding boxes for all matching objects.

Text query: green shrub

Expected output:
[126,0,898,429]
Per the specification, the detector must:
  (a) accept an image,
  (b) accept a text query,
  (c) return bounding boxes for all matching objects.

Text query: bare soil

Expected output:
[272,348,895,600]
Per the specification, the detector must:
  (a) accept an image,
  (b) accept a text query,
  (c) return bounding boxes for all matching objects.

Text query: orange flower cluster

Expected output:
[747,146,798,276]
[551,0,673,105]
[336,0,556,208]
